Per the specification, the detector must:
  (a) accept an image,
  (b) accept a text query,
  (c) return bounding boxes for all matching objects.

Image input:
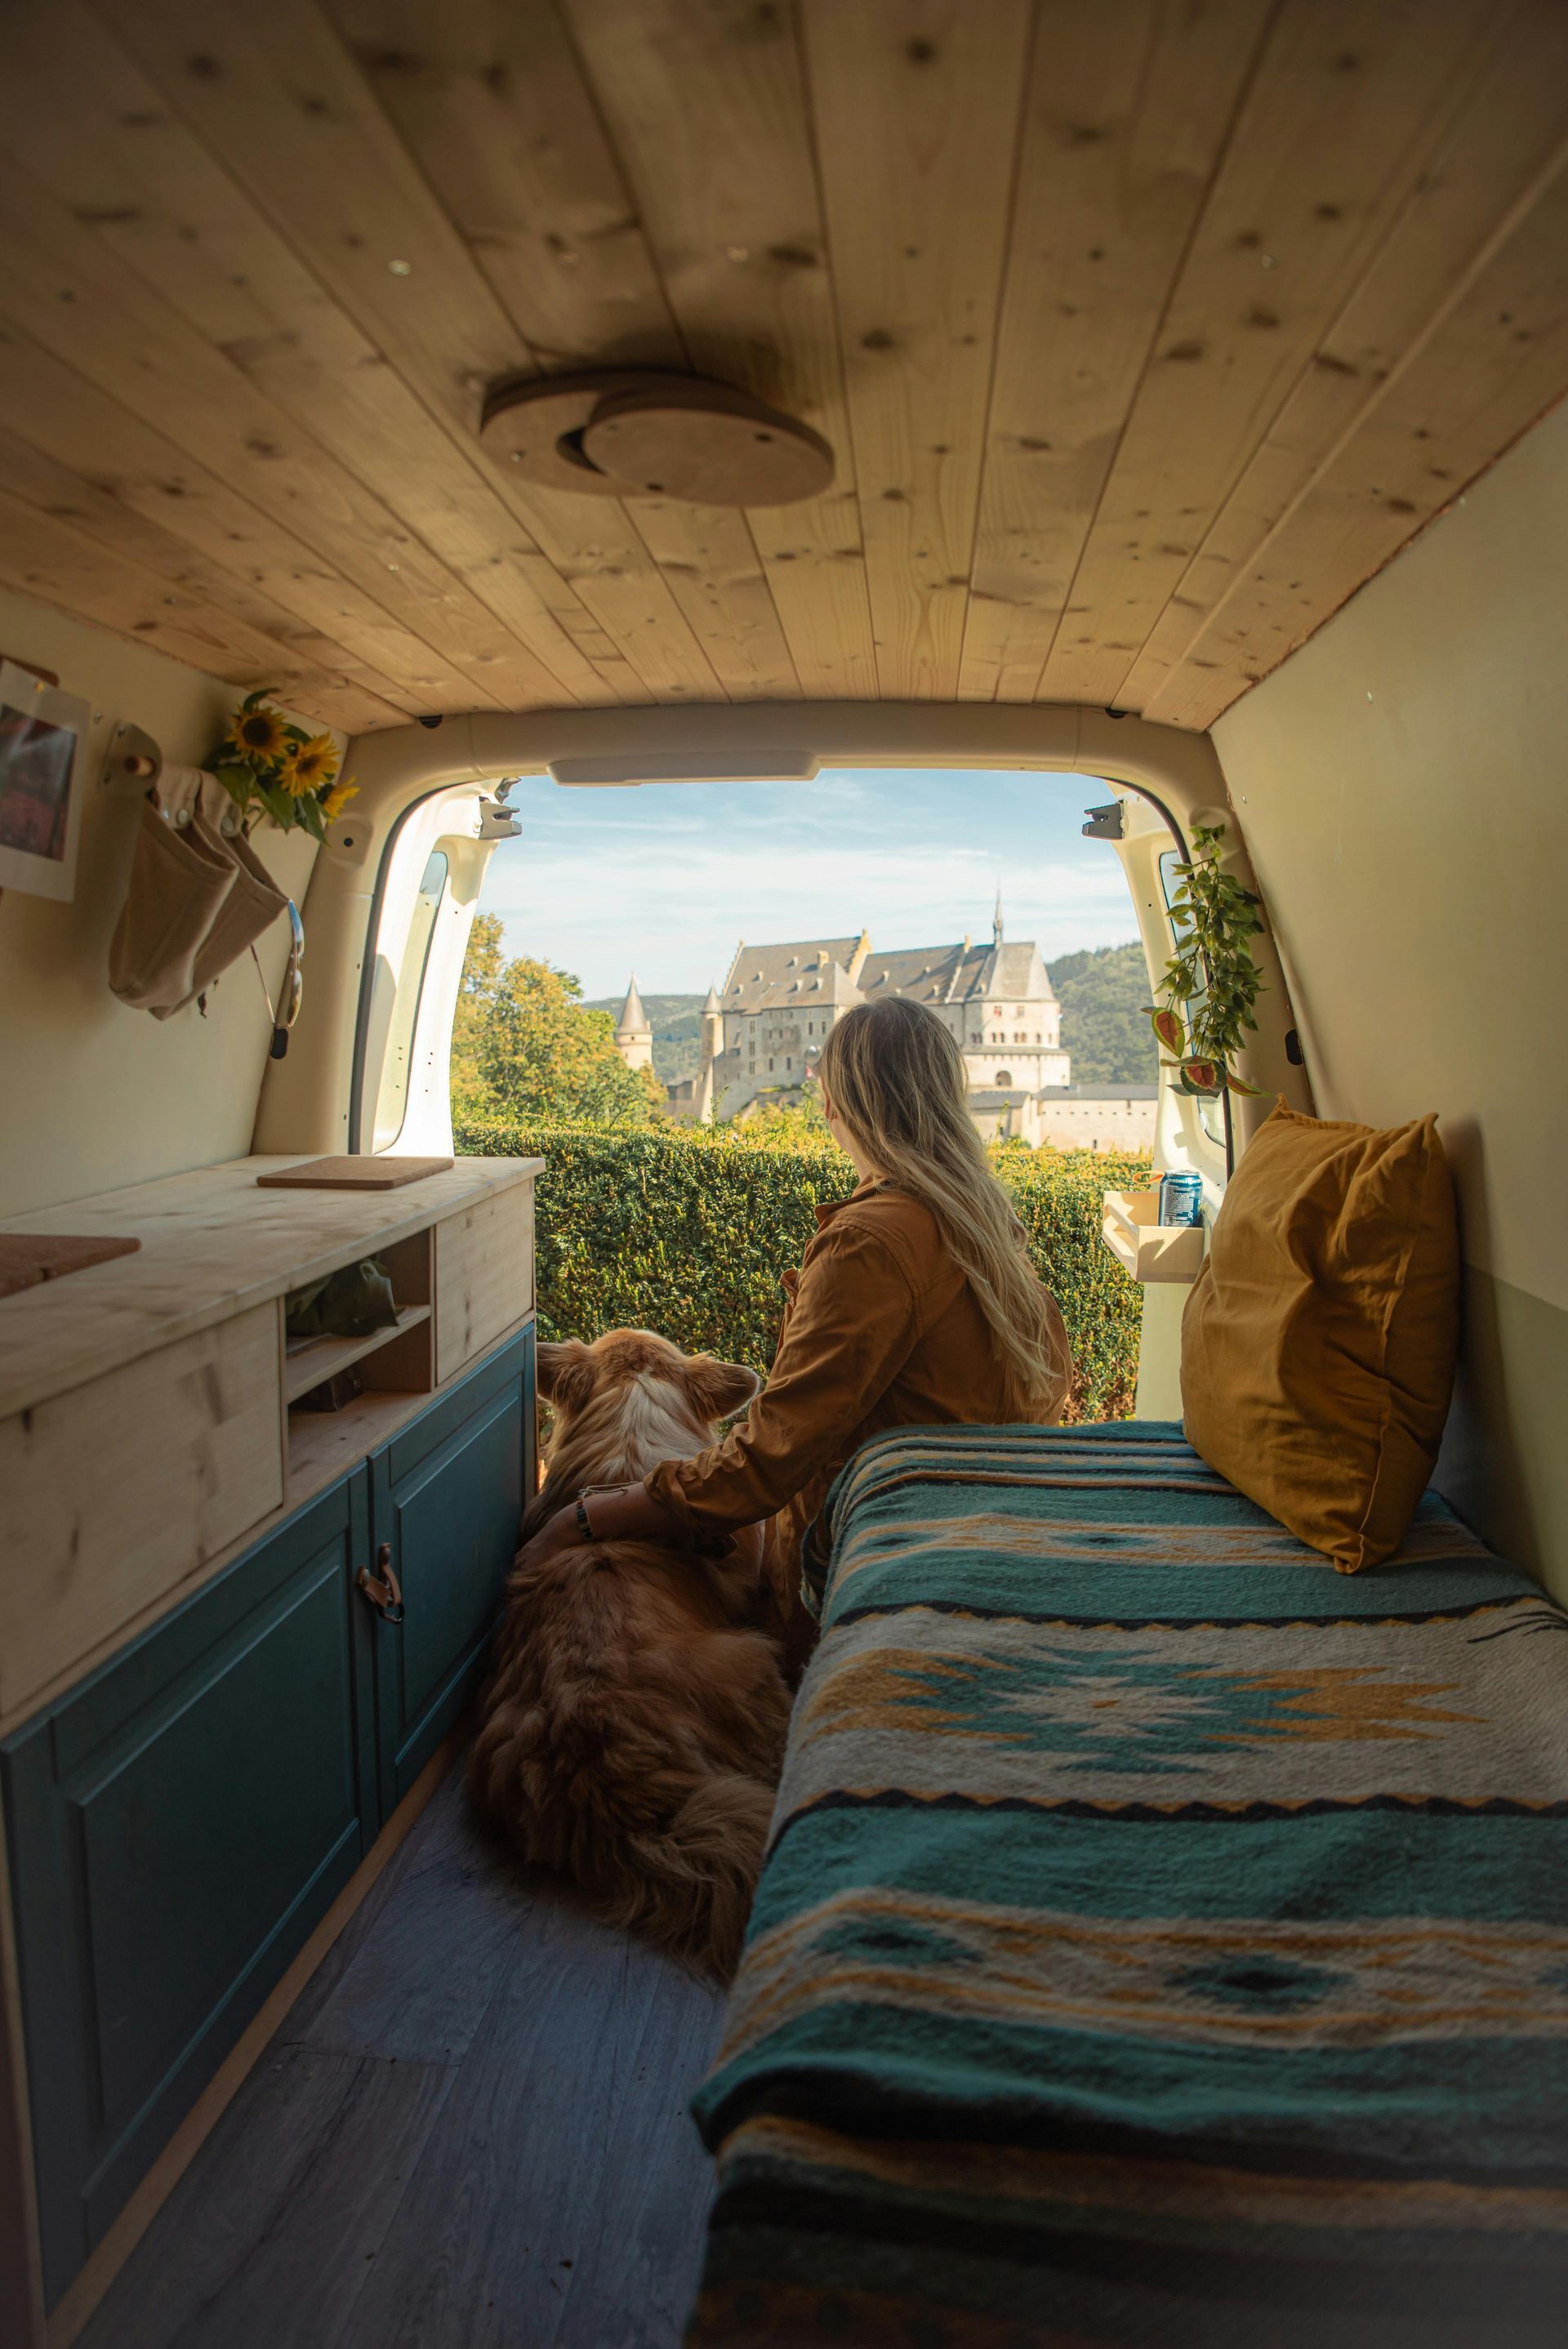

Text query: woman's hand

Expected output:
[514,1482,665,1576]
[514,1482,762,1579]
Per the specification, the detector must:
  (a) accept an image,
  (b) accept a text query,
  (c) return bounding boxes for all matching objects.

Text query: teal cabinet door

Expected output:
[366,1326,533,1812]
[1,1473,376,2310]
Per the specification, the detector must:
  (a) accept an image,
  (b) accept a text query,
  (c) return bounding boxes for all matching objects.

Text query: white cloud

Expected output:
[481,768,1142,996]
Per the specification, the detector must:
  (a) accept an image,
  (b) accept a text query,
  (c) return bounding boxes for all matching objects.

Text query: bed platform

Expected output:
[686,1423,1568,2347]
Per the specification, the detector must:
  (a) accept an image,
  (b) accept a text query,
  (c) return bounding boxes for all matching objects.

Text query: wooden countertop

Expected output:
[0,1155,545,1420]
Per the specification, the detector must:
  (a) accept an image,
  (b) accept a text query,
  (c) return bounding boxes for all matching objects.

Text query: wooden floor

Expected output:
[80,1763,725,2349]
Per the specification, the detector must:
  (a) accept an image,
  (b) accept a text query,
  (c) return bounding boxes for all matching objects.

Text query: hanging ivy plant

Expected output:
[206,688,358,843]
[1147,822,1267,1097]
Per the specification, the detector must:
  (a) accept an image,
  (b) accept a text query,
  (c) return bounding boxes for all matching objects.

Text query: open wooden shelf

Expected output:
[285,1385,438,1510]
[283,1304,432,1404]
[1102,1188,1207,1285]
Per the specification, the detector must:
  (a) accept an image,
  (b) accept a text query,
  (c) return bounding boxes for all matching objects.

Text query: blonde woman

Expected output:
[516,995,1073,1669]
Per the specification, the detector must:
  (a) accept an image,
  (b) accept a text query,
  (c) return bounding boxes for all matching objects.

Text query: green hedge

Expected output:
[456,1121,1148,1422]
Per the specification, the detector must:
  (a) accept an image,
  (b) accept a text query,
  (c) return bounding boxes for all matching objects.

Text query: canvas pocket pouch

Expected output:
[109,799,236,1013]
[150,815,287,1020]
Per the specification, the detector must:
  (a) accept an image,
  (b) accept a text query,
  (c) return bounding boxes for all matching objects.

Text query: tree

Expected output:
[1050,943,1158,1085]
[728,1079,839,1152]
[452,915,664,1126]
[449,912,507,1121]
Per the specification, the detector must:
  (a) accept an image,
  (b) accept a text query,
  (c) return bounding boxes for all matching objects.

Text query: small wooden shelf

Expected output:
[283,1304,432,1404]
[1102,1187,1206,1284]
[285,1385,436,1509]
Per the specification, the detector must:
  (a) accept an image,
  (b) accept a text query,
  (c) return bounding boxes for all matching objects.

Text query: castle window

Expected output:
[995,1069,1013,1087]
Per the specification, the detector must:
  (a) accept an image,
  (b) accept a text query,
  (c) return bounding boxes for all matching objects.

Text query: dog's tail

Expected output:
[599,1770,775,1982]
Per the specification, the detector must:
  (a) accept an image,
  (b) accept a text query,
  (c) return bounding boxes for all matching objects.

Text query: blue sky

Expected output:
[479,766,1138,1000]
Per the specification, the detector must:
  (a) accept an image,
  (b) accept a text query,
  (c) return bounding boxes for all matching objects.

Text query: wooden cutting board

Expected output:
[256,1156,455,1192]
[0,1233,141,1299]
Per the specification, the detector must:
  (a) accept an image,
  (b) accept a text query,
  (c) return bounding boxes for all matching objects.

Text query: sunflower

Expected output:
[322,780,359,822]
[279,734,340,799]
[225,703,289,764]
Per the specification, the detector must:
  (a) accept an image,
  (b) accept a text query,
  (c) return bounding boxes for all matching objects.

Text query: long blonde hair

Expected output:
[817,996,1070,1418]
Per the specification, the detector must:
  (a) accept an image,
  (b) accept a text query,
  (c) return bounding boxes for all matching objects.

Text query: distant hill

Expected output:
[1049,943,1157,1085]
[583,992,706,1084]
[588,949,1156,1090]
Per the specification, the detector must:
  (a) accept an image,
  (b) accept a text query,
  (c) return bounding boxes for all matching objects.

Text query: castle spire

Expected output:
[613,974,653,1072]
[992,885,1004,950]
[615,973,648,1037]
[698,979,723,1080]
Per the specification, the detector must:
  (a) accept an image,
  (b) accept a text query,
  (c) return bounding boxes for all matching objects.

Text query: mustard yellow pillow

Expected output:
[1181,1103,1459,1572]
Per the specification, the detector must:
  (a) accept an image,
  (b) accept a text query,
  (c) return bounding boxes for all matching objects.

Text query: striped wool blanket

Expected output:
[686,1421,1568,2348]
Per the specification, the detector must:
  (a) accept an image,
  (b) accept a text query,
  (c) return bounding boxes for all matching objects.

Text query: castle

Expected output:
[612,901,1156,1152]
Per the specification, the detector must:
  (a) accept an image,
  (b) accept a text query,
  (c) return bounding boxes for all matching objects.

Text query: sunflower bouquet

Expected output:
[207,689,359,843]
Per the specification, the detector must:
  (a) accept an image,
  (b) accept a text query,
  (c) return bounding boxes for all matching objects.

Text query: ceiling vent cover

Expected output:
[479,369,834,507]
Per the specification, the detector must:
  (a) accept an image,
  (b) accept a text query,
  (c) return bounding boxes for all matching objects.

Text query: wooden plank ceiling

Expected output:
[0,0,1565,736]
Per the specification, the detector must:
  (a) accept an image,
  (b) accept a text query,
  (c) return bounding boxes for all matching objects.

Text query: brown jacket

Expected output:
[646,1179,1071,1658]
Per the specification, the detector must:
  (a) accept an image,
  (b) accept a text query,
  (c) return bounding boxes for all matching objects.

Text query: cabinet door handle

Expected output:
[357,1544,404,1625]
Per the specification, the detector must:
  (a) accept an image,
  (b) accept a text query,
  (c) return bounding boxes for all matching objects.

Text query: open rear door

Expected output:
[1091,786,1227,1419]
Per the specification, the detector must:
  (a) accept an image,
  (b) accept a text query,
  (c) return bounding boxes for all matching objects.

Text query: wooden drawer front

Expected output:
[1,1478,373,2309]
[0,1305,283,1718]
[434,1182,534,1384]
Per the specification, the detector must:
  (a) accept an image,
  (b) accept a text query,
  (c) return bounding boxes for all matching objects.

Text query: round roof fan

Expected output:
[479,368,834,507]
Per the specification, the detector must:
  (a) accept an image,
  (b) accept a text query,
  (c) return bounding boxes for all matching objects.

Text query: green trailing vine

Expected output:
[1148,822,1267,1097]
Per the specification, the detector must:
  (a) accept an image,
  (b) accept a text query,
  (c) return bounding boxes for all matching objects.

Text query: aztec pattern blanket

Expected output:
[685,1421,1568,2348]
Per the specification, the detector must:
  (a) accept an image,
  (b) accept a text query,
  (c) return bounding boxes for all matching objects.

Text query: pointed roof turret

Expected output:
[992,886,1004,950]
[701,982,721,1015]
[615,974,650,1039]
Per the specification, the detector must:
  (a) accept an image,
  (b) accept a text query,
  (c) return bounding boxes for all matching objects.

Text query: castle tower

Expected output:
[693,982,722,1122]
[700,981,723,1069]
[613,974,653,1072]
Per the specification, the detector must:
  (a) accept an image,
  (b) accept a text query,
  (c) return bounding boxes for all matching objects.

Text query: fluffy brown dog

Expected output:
[467,1330,791,1981]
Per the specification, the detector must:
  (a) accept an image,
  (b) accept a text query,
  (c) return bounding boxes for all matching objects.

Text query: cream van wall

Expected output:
[1211,398,1568,1600]
[0,588,323,1217]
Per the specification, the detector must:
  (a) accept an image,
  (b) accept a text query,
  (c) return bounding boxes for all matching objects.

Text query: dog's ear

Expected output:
[537,1339,596,1411]
[684,1353,761,1424]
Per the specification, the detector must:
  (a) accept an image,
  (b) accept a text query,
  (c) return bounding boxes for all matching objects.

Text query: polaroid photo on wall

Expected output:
[0,660,89,902]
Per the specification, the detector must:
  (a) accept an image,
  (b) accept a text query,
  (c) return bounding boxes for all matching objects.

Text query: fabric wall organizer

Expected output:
[109,762,291,1020]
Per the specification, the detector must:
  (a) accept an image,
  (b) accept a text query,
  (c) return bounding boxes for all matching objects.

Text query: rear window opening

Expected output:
[454,764,1164,1146]
[344,763,1226,1427]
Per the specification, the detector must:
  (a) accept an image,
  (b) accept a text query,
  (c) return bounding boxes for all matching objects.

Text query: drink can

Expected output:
[1158,1170,1204,1228]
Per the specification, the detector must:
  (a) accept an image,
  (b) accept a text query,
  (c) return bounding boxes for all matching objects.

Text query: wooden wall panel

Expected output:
[0,316,447,720]
[1147,163,1568,730]
[328,0,687,372]
[0,486,385,717]
[563,0,875,698]
[336,2,808,698]
[1126,7,1568,720]
[1036,0,1509,711]
[109,0,727,703]
[5,0,613,711]
[0,0,1556,731]
[804,0,1035,700]
[0,163,512,712]
[958,0,1271,702]
[0,422,408,732]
